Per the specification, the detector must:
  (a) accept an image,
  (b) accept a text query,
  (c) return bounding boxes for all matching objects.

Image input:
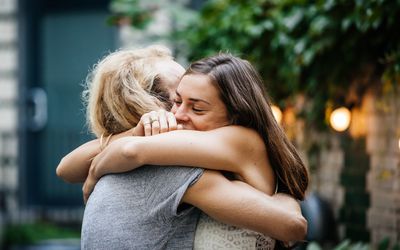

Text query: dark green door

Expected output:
[21,0,117,207]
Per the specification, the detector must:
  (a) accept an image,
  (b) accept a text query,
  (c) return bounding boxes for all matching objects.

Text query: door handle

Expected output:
[27,87,47,132]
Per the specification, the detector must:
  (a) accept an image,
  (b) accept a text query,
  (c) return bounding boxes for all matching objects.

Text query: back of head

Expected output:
[83,45,173,137]
[187,53,309,200]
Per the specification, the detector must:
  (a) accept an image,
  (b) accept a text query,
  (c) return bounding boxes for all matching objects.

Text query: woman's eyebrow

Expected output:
[189,98,210,105]
[175,90,211,105]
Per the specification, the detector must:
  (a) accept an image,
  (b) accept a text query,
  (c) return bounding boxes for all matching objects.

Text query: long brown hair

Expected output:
[186,54,309,200]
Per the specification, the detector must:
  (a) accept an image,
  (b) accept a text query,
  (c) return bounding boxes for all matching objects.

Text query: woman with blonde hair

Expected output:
[57,45,307,249]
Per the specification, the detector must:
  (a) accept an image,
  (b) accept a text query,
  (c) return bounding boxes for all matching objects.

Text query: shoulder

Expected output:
[213,125,263,141]
[211,126,266,152]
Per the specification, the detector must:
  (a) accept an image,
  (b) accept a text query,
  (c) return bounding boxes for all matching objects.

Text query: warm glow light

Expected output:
[271,105,282,124]
[330,107,351,132]
[398,138,400,150]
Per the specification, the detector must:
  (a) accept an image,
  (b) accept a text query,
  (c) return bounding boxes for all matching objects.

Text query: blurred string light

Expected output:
[330,107,351,132]
[271,105,282,124]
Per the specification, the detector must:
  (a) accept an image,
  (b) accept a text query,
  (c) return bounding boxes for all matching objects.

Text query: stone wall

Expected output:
[0,0,19,241]
[365,91,400,248]
[315,135,345,221]
[304,89,400,246]
[339,135,370,241]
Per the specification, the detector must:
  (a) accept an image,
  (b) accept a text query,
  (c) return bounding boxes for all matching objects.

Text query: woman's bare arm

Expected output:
[56,139,101,183]
[57,126,243,184]
[89,126,274,193]
[56,129,135,183]
[183,170,307,242]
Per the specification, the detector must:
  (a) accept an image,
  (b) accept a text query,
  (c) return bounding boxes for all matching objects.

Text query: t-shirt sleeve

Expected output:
[164,167,204,219]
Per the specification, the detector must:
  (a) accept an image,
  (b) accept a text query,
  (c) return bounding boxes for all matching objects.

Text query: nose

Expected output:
[172,104,189,123]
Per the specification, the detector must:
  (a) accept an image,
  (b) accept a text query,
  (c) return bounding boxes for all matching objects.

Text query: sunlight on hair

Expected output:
[330,107,351,132]
[271,105,282,124]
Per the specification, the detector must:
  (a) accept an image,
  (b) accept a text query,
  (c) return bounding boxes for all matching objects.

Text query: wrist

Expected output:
[132,124,144,136]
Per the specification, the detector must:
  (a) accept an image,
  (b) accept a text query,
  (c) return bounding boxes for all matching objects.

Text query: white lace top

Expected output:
[194,213,275,250]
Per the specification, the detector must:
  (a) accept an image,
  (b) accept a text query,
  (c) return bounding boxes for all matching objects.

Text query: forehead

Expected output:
[154,59,185,87]
[177,74,220,100]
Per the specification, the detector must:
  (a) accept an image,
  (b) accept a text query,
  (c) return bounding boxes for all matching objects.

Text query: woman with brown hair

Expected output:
[57,47,307,249]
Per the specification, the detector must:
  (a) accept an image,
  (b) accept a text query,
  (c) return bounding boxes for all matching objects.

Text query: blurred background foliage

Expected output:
[3,222,80,246]
[110,0,400,129]
[108,0,157,28]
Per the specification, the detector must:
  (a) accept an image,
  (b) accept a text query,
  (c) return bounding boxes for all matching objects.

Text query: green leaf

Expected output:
[310,16,330,35]
[378,237,390,250]
[334,239,351,250]
[307,242,322,250]
[282,8,304,31]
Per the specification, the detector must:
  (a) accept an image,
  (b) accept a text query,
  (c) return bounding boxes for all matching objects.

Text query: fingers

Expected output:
[167,112,178,131]
[139,110,177,136]
[82,159,100,204]
[150,111,160,135]
[158,110,168,133]
[82,170,99,204]
[82,178,92,204]
[140,113,152,136]
[82,182,88,204]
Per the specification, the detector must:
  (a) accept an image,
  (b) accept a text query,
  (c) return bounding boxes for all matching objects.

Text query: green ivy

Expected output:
[183,0,400,127]
[110,0,400,129]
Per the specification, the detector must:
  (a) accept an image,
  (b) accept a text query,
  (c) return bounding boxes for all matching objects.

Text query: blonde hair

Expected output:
[83,45,173,137]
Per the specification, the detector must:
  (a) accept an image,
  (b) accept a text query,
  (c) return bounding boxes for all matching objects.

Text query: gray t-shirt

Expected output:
[81,166,204,250]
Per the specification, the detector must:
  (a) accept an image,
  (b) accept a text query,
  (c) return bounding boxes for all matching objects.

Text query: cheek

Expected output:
[211,112,230,129]
[188,116,207,131]
[193,116,220,131]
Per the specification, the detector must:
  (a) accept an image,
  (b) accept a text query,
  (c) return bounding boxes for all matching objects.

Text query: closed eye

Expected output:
[192,108,204,112]
[174,99,182,106]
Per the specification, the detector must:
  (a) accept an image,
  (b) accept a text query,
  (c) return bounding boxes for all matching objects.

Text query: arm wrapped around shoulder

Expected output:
[91,137,144,178]
[182,170,307,243]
